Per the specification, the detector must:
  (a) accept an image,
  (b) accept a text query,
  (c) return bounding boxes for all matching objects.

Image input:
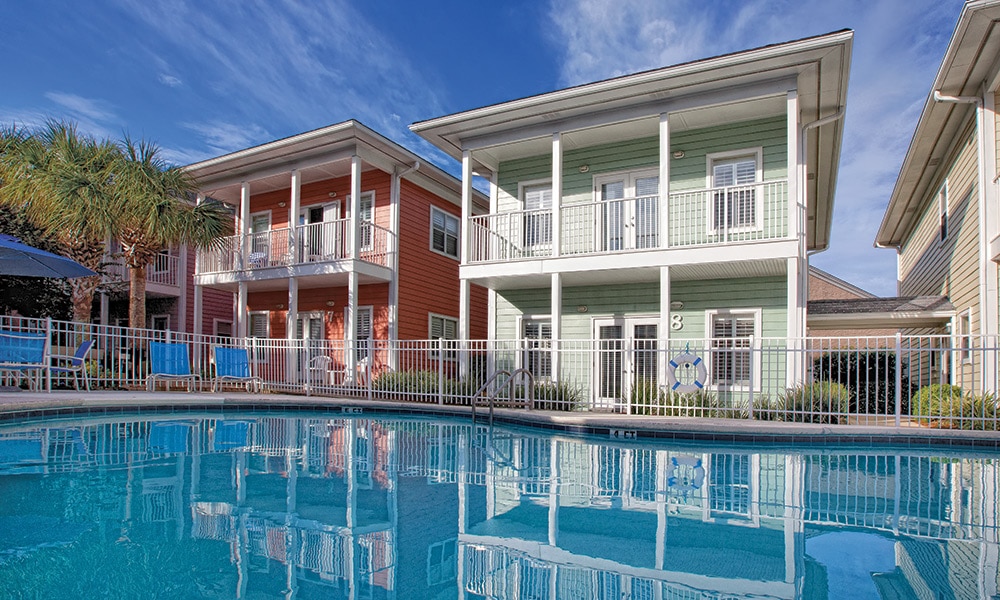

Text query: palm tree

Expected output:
[0,122,116,322]
[111,136,231,330]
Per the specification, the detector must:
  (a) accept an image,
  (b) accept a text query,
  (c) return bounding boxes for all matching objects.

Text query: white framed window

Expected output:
[213,319,233,338]
[249,211,272,267]
[430,206,460,259]
[938,181,949,243]
[521,317,552,379]
[957,309,971,363]
[519,180,552,250]
[706,308,761,389]
[249,312,269,338]
[346,306,373,362]
[150,314,170,331]
[429,313,458,360]
[346,191,375,250]
[706,148,763,233]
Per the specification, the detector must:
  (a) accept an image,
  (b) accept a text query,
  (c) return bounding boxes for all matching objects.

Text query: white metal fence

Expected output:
[2,316,999,430]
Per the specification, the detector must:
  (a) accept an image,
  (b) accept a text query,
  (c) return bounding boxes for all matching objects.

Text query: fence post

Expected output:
[45,317,52,392]
[438,338,445,406]
[366,341,374,402]
[894,332,902,428]
[747,335,755,420]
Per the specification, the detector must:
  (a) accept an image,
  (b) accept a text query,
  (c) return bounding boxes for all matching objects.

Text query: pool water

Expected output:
[0,412,997,599]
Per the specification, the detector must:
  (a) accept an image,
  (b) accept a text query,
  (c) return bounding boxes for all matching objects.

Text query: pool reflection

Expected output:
[0,414,997,599]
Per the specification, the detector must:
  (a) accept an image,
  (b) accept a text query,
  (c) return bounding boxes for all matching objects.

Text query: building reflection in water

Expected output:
[0,415,997,599]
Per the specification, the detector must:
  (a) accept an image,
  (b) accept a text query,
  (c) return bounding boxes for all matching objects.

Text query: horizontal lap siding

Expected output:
[495,276,787,339]
[248,284,388,340]
[396,180,487,340]
[495,116,788,211]
[249,171,392,229]
[899,126,979,339]
[669,116,787,191]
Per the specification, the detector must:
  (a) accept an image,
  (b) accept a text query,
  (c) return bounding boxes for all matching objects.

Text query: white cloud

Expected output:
[545,0,961,296]
[158,73,182,87]
[181,120,271,155]
[114,0,445,146]
[43,92,118,124]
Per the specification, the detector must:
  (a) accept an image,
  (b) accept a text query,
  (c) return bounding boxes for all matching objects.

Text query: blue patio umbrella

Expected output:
[0,235,96,278]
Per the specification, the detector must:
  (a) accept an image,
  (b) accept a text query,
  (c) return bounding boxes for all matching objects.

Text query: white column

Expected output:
[459,150,474,341]
[100,293,109,327]
[286,278,299,382]
[659,266,671,387]
[551,273,562,381]
[659,113,671,248]
[786,90,803,388]
[551,133,562,257]
[350,155,362,260]
[787,89,801,246]
[240,182,251,269]
[289,169,301,263]
[347,271,358,378]
[236,281,248,339]
[177,245,188,332]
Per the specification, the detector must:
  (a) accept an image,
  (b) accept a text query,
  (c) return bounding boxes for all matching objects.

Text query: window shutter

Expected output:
[250,314,268,338]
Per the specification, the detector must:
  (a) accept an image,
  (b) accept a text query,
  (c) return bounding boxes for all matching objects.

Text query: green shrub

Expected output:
[913,384,1000,429]
[777,381,849,424]
[529,381,584,411]
[629,379,722,416]
[372,370,440,395]
[912,383,965,424]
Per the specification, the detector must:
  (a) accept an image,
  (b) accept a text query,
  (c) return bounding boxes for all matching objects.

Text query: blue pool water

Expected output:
[0,411,998,599]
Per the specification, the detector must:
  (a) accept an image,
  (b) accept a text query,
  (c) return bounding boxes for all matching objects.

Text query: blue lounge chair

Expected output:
[147,342,200,392]
[0,330,48,390]
[49,339,95,391]
[212,347,262,393]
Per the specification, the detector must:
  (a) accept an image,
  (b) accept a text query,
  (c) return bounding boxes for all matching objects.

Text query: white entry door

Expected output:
[594,170,659,251]
[593,318,658,409]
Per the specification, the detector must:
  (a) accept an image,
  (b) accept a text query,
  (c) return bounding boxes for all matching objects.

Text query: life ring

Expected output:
[666,353,707,394]
[667,455,705,492]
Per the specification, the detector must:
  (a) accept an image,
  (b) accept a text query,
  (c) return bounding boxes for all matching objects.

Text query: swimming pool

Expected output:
[0,411,997,599]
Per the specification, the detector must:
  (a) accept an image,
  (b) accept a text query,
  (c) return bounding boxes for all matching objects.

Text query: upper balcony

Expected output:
[105,251,181,296]
[197,220,395,288]
[469,180,788,264]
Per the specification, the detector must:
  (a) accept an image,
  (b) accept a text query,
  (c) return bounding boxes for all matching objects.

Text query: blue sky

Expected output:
[1,0,965,296]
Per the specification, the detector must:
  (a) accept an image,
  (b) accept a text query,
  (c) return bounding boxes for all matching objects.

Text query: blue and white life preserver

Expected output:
[666,353,707,394]
[667,455,705,492]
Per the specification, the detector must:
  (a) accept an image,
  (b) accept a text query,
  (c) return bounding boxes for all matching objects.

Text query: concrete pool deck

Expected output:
[1,390,999,450]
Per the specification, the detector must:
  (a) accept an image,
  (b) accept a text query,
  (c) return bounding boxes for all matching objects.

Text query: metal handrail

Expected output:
[471,368,535,426]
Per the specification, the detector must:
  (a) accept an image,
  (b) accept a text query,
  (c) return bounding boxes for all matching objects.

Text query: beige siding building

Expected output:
[877,0,1000,392]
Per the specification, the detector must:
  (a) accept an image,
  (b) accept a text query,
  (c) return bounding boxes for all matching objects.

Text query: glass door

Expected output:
[595,170,658,251]
[299,202,339,261]
[296,312,325,382]
[594,318,658,410]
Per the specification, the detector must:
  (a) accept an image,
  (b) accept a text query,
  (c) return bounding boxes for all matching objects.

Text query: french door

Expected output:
[299,202,340,260]
[595,170,659,251]
[593,318,658,408]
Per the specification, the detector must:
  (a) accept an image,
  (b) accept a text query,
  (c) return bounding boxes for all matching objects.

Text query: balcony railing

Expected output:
[198,219,394,274]
[468,180,788,263]
[105,253,180,287]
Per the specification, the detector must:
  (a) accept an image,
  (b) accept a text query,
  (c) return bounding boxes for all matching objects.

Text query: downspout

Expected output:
[388,161,418,369]
[799,108,846,336]
[934,89,991,391]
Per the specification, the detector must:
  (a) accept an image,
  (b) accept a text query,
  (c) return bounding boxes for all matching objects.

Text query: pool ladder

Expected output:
[470,368,534,427]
